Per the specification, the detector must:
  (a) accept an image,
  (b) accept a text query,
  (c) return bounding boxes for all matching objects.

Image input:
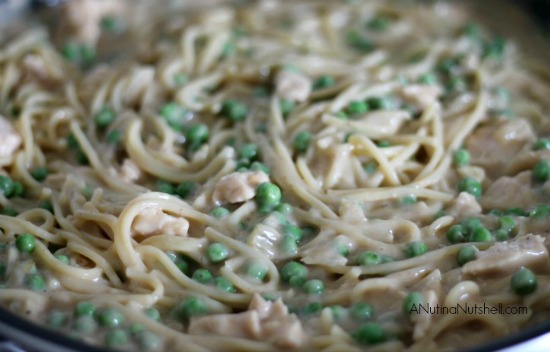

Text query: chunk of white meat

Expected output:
[212,171,269,204]
[466,119,535,179]
[481,171,540,210]
[447,192,482,218]
[189,294,307,348]
[247,223,285,259]
[301,236,348,267]
[399,84,443,110]
[275,70,312,102]
[357,110,410,137]
[463,234,548,277]
[0,116,22,159]
[338,200,367,224]
[132,206,189,237]
[120,159,141,183]
[23,54,63,86]
[64,0,124,44]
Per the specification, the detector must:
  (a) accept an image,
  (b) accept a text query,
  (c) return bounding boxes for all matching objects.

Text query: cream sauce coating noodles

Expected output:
[0,0,550,351]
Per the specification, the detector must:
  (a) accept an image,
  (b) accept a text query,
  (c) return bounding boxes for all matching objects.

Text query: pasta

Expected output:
[0,0,549,351]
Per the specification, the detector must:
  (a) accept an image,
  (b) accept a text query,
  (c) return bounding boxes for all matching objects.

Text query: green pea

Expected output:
[337,243,350,257]
[367,96,393,110]
[459,177,482,198]
[128,323,145,335]
[351,322,386,345]
[144,308,161,321]
[0,207,17,216]
[418,72,437,85]
[221,99,248,122]
[0,176,15,198]
[221,41,235,58]
[105,329,128,348]
[0,262,5,278]
[210,207,230,219]
[402,195,417,205]
[16,233,36,253]
[73,315,97,334]
[237,144,258,161]
[106,130,122,145]
[483,37,506,60]
[402,291,423,315]
[470,227,492,242]
[457,245,477,266]
[214,276,236,293]
[530,204,550,219]
[255,182,281,211]
[367,16,391,31]
[160,102,186,130]
[329,305,346,320]
[283,225,302,242]
[80,45,95,64]
[453,149,470,167]
[29,167,48,182]
[75,301,96,317]
[178,297,207,320]
[280,99,295,118]
[175,181,196,199]
[404,241,428,258]
[494,229,510,241]
[346,30,375,53]
[207,243,229,263]
[301,302,323,315]
[186,124,209,151]
[346,101,368,116]
[66,134,79,148]
[40,201,54,213]
[75,149,89,165]
[280,261,308,282]
[47,310,67,328]
[55,254,70,265]
[61,41,80,62]
[461,218,482,234]
[245,262,268,281]
[364,162,378,174]
[280,235,299,256]
[336,111,349,120]
[533,138,550,151]
[532,160,550,183]
[511,267,537,295]
[446,224,465,244]
[274,203,292,216]
[357,251,382,266]
[499,216,516,233]
[350,302,373,321]
[293,131,312,154]
[97,308,125,328]
[11,182,24,198]
[94,107,115,128]
[156,180,174,194]
[135,330,162,351]
[175,259,190,275]
[463,23,481,40]
[313,75,335,90]
[26,273,46,292]
[250,161,270,174]
[376,140,391,148]
[192,268,214,284]
[303,279,325,295]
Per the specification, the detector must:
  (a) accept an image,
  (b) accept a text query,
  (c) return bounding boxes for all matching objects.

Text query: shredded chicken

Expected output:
[275,70,312,102]
[120,158,141,183]
[399,84,442,110]
[212,171,269,204]
[132,206,189,238]
[463,234,548,277]
[481,171,540,210]
[189,294,308,348]
[64,0,124,44]
[22,54,63,87]
[466,119,535,179]
[247,223,284,258]
[0,116,22,159]
[448,192,482,218]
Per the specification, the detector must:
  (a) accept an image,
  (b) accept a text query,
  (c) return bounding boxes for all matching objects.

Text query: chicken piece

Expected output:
[64,0,124,44]
[189,294,308,348]
[247,223,284,258]
[132,206,189,238]
[447,192,482,218]
[359,111,410,136]
[0,116,22,159]
[275,70,312,102]
[301,236,348,267]
[120,159,141,183]
[399,84,443,110]
[23,54,63,87]
[462,234,548,277]
[466,119,535,179]
[212,171,269,204]
[481,171,540,210]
